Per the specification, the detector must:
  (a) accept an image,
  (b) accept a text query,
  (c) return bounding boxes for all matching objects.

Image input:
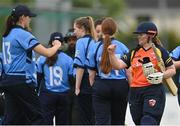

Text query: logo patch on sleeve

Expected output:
[75,50,80,57]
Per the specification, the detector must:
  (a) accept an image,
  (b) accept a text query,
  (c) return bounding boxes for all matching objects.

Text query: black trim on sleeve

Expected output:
[157,45,173,67]
[73,64,85,69]
[85,65,96,71]
[27,43,40,51]
[74,57,83,65]
[94,42,103,71]
[171,57,179,61]
[28,38,37,46]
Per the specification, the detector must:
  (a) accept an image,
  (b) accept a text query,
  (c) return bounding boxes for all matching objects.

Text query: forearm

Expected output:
[125,68,132,84]
[34,44,59,57]
[109,53,126,70]
[89,70,96,86]
[173,60,180,69]
[75,68,84,89]
[163,65,176,79]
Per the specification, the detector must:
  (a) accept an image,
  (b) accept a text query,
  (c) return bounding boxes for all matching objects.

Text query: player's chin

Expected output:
[138,41,144,46]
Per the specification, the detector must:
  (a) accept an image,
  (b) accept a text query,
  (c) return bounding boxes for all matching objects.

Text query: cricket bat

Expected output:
[151,43,177,96]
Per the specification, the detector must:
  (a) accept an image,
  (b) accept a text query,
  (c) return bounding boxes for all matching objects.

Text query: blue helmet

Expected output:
[133,22,158,35]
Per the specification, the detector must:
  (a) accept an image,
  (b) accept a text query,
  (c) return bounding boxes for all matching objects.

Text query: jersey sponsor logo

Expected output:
[133,55,141,59]
[148,99,156,107]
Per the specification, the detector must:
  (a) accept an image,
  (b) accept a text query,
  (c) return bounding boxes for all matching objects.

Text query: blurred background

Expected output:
[0,0,180,48]
[0,0,180,125]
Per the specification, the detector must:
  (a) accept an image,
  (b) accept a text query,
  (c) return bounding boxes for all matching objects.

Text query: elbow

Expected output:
[112,64,122,70]
[46,53,52,58]
[46,51,54,57]
[112,66,120,70]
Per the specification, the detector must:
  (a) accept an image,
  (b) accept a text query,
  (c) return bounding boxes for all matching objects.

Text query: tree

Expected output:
[99,0,125,17]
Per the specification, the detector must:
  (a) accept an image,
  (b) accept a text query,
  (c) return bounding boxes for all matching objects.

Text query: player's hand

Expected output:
[107,44,116,54]
[75,88,80,96]
[146,72,164,84]
[142,62,155,77]
[52,40,61,48]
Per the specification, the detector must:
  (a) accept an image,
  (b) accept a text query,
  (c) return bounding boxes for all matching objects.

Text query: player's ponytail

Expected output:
[100,34,112,74]
[100,17,117,74]
[86,16,96,40]
[152,36,163,47]
[3,14,18,37]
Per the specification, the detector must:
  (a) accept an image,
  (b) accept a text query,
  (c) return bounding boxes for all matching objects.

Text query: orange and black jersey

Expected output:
[121,45,173,87]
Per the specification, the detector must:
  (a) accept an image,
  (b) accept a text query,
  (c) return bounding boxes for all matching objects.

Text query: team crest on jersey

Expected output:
[75,50,80,57]
[148,99,156,107]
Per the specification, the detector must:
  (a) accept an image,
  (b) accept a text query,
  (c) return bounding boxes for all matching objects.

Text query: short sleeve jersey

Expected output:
[36,51,73,92]
[2,26,39,85]
[86,39,129,79]
[122,45,173,87]
[170,46,180,61]
[170,46,180,83]
[73,35,95,69]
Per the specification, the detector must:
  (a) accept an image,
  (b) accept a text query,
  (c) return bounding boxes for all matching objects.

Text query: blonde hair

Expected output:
[152,36,163,47]
[74,16,96,40]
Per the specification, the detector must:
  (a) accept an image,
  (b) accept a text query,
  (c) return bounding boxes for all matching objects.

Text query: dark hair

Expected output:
[46,54,58,66]
[100,17,117,74]
[74,16,96,40]
[46,32,63,66]
[94,17,106,28]
[64,28,77,42]
[3,5,36,37]
[3,15,19,37]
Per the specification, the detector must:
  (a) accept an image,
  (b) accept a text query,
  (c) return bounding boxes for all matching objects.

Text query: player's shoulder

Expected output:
[112,39,127,47]
[13,27,35,40]
[77,35,92,43]
[156,45,167,54]
[94,41,102,46]
[174,46,180,51]
[58,51,73,61]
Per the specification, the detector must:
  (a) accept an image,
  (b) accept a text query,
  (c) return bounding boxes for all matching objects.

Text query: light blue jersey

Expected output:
[0,53,3,77]
[36,51,73,93]
[2,26,39,86]
[86,39,129,79]
[74,35,95,69]
[170,46,180,83]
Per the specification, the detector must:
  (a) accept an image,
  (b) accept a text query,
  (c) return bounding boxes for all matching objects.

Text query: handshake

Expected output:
[139,57,163,84]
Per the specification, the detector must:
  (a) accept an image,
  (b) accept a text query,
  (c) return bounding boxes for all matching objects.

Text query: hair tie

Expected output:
[86,16,90,20]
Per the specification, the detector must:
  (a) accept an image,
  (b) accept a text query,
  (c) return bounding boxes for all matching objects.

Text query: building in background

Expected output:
[0,0,180,46]
[124,0,180,33]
